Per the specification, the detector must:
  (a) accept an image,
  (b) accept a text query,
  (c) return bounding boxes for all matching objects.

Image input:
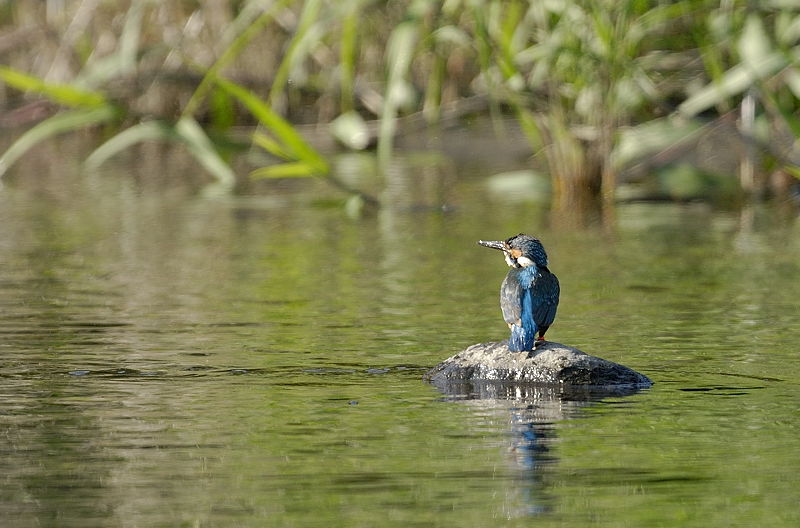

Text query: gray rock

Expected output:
[425,340,652,390]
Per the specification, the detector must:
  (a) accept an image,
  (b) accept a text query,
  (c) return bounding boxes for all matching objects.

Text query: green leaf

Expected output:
[432,25,471,47]
[268,0,324,106]
[738,15,772,72]
[776,12,800,47]
[118,0,145,72]
[250,162,319,179]
[252,132,294,161]
[86,121,177,169]
[214,76,328,174]
[339,0,360,112]
[0,65,107,107]
[784,67,800,100]
[760,88,800,140]
[785,165,800,181]
[87,118,236,190]
[678,52,788,118]
[174,116,236,187]
[183,0,295,117]
[210,87,236,132]
[75,0,145,88]
[516,108,544,152]
[0,105,120,177]
[378,21,418,165]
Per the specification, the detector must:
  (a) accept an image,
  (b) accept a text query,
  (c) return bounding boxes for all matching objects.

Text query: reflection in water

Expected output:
[431,380,647,518]
[507,406,557,517]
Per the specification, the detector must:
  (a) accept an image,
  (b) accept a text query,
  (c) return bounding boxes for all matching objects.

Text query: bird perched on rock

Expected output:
[478,234,560,352]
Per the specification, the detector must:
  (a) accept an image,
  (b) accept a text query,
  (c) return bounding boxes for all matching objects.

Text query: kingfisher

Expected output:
[478,234,560,352]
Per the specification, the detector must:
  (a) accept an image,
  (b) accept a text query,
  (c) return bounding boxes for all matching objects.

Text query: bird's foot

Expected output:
[534,338,546,348]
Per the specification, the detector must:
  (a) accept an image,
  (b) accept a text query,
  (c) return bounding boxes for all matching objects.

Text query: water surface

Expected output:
[1,135,799,527]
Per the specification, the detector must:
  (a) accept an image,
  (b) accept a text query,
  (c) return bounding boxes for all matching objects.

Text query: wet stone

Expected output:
[425,340,652,389]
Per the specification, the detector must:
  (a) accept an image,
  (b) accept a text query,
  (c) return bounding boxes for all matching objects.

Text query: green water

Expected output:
[1,139,799,527]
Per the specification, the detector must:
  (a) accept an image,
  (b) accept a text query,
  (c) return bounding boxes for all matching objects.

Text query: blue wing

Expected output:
[531,268,559,328]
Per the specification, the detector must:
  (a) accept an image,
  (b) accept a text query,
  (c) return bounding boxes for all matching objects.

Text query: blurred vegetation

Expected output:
[1,0,800,208]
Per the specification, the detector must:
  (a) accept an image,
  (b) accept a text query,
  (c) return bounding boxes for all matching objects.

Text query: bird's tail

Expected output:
[508,323,536,352]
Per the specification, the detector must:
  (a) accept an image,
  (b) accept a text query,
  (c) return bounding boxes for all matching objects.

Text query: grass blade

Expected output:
[250,162,320,179]
[76,0,145,88]
[88,118,237,190]
[340,0,360,112]
[86,121,177,168]
[760,87,800,140]
[0,105,120,177]
[174,116,236,187]
[0,65,107,107]
[252,131,295,160]
[377,21,417,165]
[183,0,295,117]
[268,0,323,106]
[117,0,145,73]
[678,52,787,118]
[215,76,329,174]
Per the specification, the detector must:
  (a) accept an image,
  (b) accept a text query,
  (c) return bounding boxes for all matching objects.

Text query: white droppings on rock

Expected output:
[426,340,652,388]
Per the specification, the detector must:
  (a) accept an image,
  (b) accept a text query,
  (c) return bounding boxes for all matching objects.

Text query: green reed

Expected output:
[1,0,799,204]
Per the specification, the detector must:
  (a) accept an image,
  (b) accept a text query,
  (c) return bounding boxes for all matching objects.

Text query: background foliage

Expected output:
[1,0,800,206]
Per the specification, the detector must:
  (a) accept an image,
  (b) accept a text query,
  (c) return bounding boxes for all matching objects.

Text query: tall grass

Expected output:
[1,0,800,205]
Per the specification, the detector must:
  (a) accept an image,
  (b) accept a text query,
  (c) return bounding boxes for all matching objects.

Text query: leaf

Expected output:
[330,111,370,150]
[87,117,236,190]
[268,0,324,106]
[339,0,360,112]
[785,165,800,181]
[252,132,294,161]
[738,15,772,72]
[250,162,319,179]
[0,65,107,107]
[117,0,146,72]
[174,116,236,187]
[433,25,472,47]
[214,76,328,174]
[210,87,236,132]
[516,108,544,152]
[378,21,418,165]
[86,121,177,168]
[75,0,145,88]
[184,0,295,117]
[678,52,787,118]
[776,12,800,47]
[0,105,120,177]
[760,88,800,140]
[784,67,800,100]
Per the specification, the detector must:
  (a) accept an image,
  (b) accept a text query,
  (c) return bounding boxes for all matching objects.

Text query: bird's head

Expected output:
[478,233,549,269]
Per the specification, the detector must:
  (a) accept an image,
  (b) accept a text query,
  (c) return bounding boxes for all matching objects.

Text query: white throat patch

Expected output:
[516,256,535,267]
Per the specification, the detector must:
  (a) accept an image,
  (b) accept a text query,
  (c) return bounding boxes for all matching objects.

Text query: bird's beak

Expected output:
[478,240,506,251]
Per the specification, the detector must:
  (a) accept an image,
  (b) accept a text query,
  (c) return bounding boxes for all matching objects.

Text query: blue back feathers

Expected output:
[491,234,560,352]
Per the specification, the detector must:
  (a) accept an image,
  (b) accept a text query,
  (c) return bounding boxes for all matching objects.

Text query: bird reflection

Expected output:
[430,380,645,517]
[506,405,558,516]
